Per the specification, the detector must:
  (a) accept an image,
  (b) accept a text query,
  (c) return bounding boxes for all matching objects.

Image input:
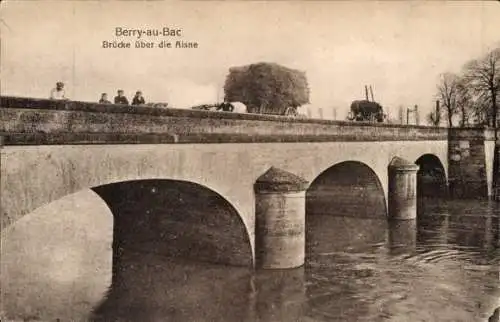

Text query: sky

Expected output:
[1,1,499,120]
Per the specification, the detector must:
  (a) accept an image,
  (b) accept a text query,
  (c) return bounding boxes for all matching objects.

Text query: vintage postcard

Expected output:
[1,1,499,321]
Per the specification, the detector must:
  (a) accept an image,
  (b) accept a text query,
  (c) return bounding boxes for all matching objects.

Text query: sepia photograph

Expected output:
[1,1,499,321]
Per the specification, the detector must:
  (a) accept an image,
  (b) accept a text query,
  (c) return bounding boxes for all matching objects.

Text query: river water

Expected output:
[1,192,499,322]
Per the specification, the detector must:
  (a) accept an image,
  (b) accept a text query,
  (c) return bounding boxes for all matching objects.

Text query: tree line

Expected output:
[428,47,500,130]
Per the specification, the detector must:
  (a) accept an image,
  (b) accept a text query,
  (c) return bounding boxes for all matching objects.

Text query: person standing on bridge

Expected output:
[114,89,129,105]
[99,93,111,104]
[132,91,146,105]
[49,82,67,100]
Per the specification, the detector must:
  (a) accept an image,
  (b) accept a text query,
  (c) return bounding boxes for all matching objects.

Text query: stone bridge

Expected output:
[0,96,495,269]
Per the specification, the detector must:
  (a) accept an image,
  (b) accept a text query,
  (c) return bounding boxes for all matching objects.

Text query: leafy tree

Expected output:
[223,62,310,115]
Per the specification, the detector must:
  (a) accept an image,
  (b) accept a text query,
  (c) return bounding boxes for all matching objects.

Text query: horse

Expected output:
[216,102,247,113]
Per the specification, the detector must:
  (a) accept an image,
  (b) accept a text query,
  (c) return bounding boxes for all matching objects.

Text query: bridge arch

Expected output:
[306,160,387,219]
[2,169,253,267]
[1,145,258,265]
[415,154,447,199]
[92,179,253,267]
[305,161,388,257]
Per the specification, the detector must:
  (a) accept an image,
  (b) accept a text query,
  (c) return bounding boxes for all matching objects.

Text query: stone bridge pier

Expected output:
[253,158,421,270]
[388,157,420,221]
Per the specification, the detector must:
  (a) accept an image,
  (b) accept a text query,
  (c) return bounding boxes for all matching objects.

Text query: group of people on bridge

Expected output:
[49,82,147,106]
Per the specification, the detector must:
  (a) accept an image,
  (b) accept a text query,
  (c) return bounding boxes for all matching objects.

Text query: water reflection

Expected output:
[306,215,387,257]
[418,199,499,250]
[388,220,417,255]
[91,253,254,322]
[89,253,310,322]
[1,197,499,321]
[252,269,307,322]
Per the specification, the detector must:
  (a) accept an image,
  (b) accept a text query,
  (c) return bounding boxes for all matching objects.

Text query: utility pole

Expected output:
[306,108,312,119]
[435,100,440,126]
[415,105,419,125]
[216,84,223,103]
[398,106,405,124]
[406,105,419,125]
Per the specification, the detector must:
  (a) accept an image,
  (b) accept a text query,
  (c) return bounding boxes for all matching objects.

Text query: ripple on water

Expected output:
[305,208,499,321]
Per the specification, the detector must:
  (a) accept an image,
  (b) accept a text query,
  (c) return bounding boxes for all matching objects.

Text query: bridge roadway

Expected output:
[0,96,495,268]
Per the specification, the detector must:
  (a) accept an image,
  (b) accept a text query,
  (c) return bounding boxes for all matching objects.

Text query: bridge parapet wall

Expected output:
[448,127,495,199]
[1,96,448,145]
